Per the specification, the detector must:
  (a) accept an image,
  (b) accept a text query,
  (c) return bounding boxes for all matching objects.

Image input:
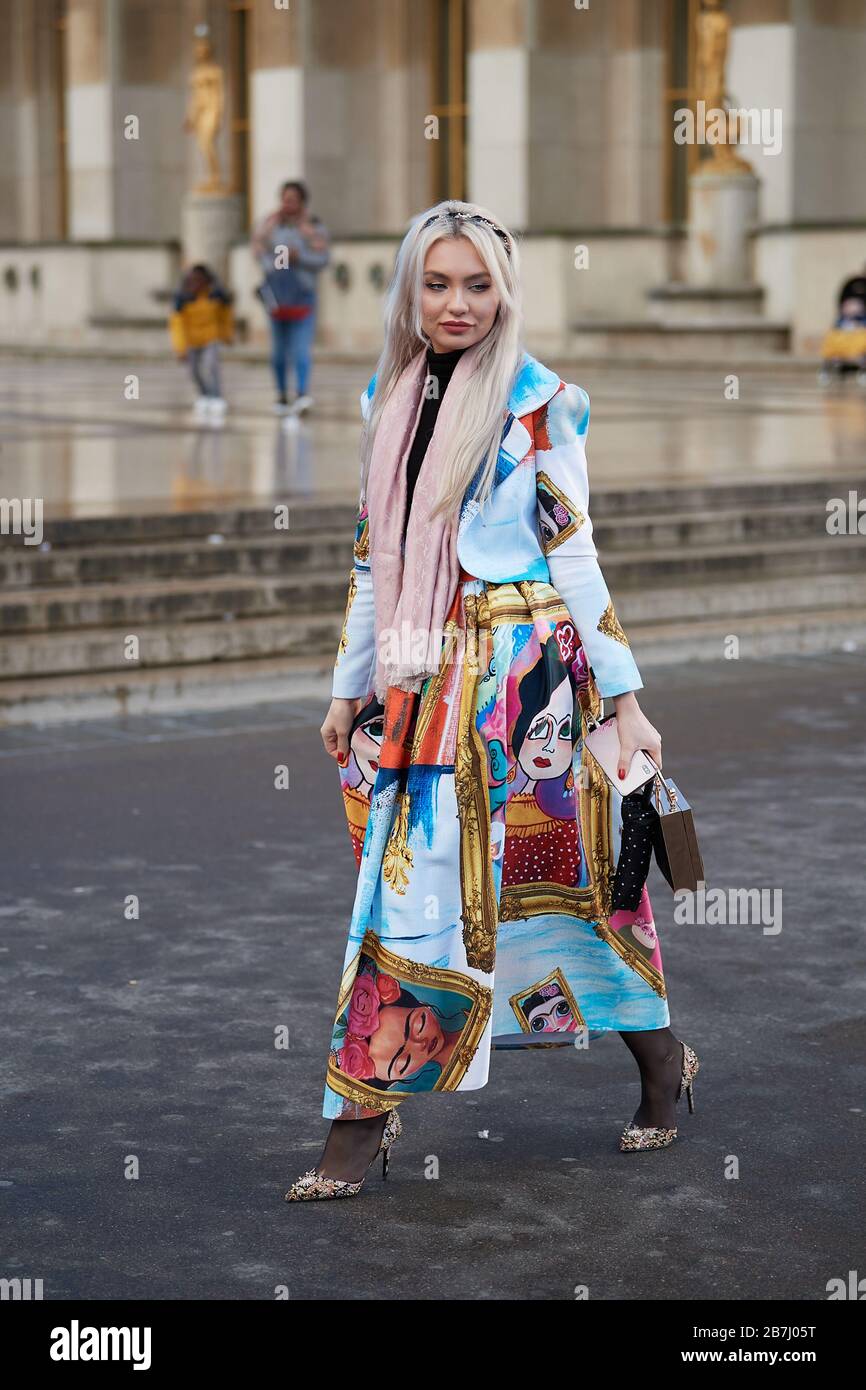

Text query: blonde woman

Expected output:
[285,201,699,1201]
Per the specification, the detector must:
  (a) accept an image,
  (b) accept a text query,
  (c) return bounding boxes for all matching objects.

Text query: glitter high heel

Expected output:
[618,1041,700,1152]
[284,1108,403,1201]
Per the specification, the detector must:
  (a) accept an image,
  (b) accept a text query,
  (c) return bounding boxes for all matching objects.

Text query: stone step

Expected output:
[3,508,861,594]
[3,568,864,678]
[0,570,347,631]
[0,533,354,591]
[89,312,252,336]
[0,653,339,725]
[569,321,791,359]
[616,569,866,625]
[12,501,359,550]
[609,500,843,549]
[625,606,866,666]
[603,534,865,587]
[2,504,860,591]
[3,538,864,637]
[3,474,862,553]
[1,606,862,726]
[0,610,344,679]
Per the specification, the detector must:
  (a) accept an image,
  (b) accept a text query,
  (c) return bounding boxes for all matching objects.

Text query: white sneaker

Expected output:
[193,396,210,419]
[208,396,228,419]
[290,394,314,416]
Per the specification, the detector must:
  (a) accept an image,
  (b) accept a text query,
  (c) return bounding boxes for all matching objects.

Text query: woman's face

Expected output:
[526,991,577,1034]
[517,674,574,782]
[421,236,501,353]
[351,712,384,786]
[368,1004,446,1082]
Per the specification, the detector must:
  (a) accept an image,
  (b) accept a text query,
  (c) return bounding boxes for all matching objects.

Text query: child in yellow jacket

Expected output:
[169,264,234,419]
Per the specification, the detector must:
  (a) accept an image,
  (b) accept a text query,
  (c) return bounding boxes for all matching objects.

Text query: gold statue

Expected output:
[184,31,226,194]
[695,0,752,172]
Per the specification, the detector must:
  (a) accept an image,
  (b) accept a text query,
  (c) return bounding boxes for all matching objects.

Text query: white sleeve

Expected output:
[331,381,378,699]
[535,383,644,699]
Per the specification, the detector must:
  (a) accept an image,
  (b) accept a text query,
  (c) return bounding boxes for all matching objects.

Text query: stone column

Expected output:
[307,0,420,233]
[64,0,187,241]
[467,0,528,228]
[687,167,760,287]
[248,2,304,226]
[64,0,115,238]
[468,0,666,233]
[648,164,763,323]
[2,0,66,241]
[181,192,243,281]
[112,0,187,240]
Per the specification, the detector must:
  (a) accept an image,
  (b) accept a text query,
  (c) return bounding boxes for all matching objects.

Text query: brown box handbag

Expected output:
[650,767,705,893]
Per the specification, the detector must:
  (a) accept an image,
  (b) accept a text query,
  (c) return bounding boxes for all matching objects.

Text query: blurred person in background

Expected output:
[169,263,234,421]
[251,179,331,416]
[819,264,866,384]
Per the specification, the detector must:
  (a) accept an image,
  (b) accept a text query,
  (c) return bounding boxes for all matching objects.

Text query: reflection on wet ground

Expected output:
[2,355,866,519]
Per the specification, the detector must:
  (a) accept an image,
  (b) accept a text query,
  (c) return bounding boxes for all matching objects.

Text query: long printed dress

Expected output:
[322,388,669,1121]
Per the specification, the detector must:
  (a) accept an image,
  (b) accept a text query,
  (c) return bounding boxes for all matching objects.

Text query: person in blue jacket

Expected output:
[251,179,330,414]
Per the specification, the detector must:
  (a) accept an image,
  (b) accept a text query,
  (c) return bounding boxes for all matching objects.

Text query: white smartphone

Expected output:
[582,712,658,796]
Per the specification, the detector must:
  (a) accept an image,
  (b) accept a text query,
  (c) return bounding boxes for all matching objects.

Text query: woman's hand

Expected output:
[321,697,362,765]
[612,691,662,778]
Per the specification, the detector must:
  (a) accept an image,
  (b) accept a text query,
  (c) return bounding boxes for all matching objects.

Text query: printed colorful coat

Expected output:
[323,351,668,1121]
[332,351,642,702]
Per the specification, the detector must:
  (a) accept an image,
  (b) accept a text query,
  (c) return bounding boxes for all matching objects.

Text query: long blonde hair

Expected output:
[360,199,524,521]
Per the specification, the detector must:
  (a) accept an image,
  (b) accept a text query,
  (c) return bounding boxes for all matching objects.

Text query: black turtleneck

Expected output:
[403,343,467,535]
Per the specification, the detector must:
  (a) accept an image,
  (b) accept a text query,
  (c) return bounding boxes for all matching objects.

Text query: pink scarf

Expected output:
[364,339,483,703]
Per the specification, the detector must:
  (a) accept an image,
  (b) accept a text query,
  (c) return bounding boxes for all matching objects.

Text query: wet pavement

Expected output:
[2,355,866,519]
[1,651,864,1300]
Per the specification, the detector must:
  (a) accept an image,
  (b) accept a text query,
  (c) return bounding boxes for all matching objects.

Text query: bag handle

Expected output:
[644,753,679,813]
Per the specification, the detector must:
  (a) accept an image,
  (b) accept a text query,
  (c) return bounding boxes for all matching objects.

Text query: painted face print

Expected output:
[368,1003,450,1083]
[509,971,585,1038]
[351,712,384,790]
[537,493,568,550]
[516,673,573,784]
[526,991,577,1034]
[535,471,585,553]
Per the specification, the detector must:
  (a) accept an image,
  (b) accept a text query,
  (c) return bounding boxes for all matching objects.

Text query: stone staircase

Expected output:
[1,477,864,723]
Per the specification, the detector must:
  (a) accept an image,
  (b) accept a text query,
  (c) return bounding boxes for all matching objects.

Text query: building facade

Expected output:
[2,0,865,355]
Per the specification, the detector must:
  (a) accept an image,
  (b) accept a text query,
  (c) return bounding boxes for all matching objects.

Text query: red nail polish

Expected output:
[618,768,624,779]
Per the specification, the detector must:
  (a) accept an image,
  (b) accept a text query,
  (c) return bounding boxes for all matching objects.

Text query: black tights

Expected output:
[315,1026,683,1181]
[619,1026,683,1128]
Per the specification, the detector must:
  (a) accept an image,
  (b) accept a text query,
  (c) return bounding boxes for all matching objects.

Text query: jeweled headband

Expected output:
[420,210,512,258]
